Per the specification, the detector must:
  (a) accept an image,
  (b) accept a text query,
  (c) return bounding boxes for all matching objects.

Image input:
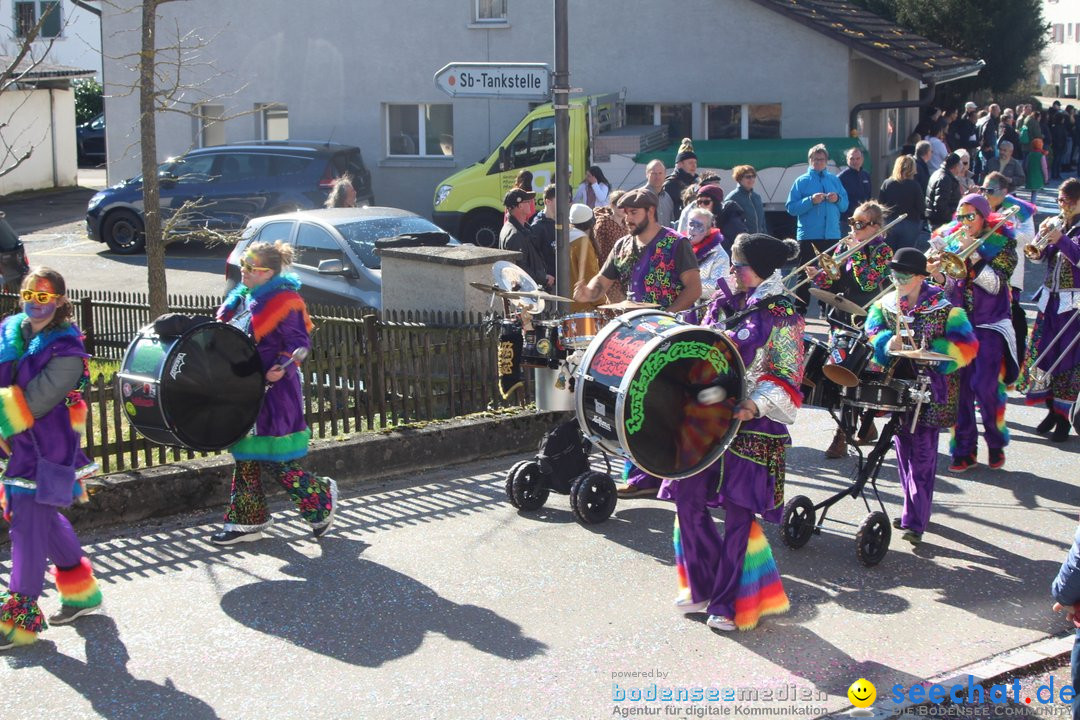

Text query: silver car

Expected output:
[225,207,457,311]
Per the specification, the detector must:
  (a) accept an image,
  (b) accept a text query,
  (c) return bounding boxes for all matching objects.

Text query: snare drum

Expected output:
[822,329,871,388]
[840,372,911,412]
[802,335,830,388]
[575,310,745,479]
[560,312,601,349]
[118,321,264,450]
[522,321,564,368]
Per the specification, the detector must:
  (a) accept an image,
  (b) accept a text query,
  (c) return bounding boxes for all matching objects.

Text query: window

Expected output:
[748,104,781,139]
[626,103,692,141]
[215,153,270,182]
[198,104,224,147]
[1053,24,1065,43]
[254,221,295,245]
[707,104,741,139]
[504,116,554,169]
[386,103,453,157]
[474,0,507,23]
[258,103,288,141]
[295,223,346,269]
[707,103,782,140]
[14,1,60,38]
[165,154,216,185]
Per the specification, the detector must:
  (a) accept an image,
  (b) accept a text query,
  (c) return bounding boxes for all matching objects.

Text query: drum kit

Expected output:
[477,262,748,525]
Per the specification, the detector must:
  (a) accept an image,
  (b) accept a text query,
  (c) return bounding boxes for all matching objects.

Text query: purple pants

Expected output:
[954,328,1008,456]
[624,462,662,490]
[671,472,753,620]
[7,490,86,599]
[893,425,940,534]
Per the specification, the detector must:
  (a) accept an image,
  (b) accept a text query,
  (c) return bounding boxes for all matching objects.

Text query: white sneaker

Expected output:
[312,477,338,539]
[674,597,709,614]
[706,614,736,632]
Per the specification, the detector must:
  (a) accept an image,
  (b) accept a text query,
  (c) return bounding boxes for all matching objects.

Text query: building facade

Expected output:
[1043,0,1080,96]
[0,0,101,77]
[99,0,978,217]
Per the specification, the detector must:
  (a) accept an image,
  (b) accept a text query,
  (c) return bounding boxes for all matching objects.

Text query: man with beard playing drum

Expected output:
[658,233,802,632]
[574,188,701,499]
[864,248,977,544]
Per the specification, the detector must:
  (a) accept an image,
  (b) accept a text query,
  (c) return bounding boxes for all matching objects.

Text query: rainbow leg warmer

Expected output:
[733,521,790,631]
[673,517,690,601]
[995,364,1010,447]
[0,591,45,646]
[53,557,102,609]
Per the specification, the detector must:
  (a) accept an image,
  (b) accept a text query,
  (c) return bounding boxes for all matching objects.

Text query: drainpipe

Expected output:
[848,79,937,139]
[49,87,59,187]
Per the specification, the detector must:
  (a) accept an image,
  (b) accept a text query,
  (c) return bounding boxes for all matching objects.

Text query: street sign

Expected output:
[434,62,551,101]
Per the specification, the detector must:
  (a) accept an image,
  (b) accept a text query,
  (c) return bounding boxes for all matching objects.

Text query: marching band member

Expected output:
[864,249,977,544]
[928,193,1018,471]
[575,188,701,499]
[1019,177,1080,443]
[659,233,801,632]
[212,241,337,545]
[804,200,893,456]
[1,268,102,650]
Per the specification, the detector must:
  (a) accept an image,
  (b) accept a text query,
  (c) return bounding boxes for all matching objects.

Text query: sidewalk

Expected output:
[0,167,106,235]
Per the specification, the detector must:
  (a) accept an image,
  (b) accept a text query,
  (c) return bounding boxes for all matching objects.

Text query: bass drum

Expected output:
[117,321,265,451]
[575,310,745,480]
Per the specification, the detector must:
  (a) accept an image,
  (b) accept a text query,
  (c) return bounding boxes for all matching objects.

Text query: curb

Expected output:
[5,409,567,540]
[821,632,1074,718]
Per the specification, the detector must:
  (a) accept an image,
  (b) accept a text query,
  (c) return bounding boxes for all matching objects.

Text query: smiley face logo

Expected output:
[847,678,876,708]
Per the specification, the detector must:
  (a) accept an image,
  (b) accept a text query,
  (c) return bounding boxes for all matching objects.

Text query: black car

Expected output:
[85,141,374,254]
[76,113,105,165]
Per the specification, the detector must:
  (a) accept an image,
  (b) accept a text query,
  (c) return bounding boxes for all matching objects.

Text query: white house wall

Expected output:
[0,86,77,194]
[0,0,101,76]
[102,0,894,217]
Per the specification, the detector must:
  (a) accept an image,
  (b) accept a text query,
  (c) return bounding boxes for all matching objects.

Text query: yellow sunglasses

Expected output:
[21,289,61,304]
[240,259,271,273]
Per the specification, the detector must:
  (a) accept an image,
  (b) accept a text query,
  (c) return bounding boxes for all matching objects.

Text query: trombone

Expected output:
[1024,212,1068,260]
[927,204,1020,280]
[783,213,908,294]
[1027,308,1080,392]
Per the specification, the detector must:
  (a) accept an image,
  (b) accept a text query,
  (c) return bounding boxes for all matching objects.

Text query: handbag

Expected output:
[30,432,76,508]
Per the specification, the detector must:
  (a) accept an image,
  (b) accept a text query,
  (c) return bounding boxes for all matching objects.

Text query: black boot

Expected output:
[1036,411,1058,434]
[1052,415,1072,443]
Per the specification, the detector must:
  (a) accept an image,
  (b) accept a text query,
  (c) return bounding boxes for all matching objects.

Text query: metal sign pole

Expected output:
[553,0,570,310]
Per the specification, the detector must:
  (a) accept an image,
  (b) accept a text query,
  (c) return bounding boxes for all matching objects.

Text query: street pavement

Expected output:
[1,383,1078,719]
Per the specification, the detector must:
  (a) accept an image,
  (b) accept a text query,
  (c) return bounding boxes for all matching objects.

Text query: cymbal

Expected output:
[809,288,867,317]
[469,281,509,295]
[598,299,662,312]
[891,348,954,362]
[492,260,543,313]
[503,289,574,303]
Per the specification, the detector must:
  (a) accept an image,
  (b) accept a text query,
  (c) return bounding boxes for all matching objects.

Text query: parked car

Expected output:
[224,207,458,311]
[85,141,374,254]
[76,112,106,165]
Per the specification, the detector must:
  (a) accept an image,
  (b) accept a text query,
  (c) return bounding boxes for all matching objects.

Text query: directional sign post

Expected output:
[434,62,552,102]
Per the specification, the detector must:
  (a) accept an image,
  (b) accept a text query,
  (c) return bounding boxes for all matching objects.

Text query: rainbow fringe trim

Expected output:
[231,428,311,462]
[54,557,102,609]
[995,362,1010,446]
[0,591,45,645]
[0,386,34,439]
[930,307,978,375]
[733,521,789,631]
[673,517,691,601]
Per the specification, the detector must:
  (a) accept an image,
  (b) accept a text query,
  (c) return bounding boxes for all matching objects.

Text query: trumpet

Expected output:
[783,213,909,294]
[1024,212,1067,260]
[927,205,1020,280]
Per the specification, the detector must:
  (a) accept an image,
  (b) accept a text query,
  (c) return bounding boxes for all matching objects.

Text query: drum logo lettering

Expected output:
[591,333,643,379]
[625,341,731,435]
[170,353,187,380]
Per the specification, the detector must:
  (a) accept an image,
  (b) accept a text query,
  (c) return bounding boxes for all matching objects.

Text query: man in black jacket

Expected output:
[530,184,557,276]
[915,141,932,196]
[661,139,698,220]
[925,152,965,228]
[500,188,552,288]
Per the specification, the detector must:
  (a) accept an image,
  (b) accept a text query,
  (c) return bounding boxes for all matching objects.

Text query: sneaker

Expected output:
[824,430,848,459]
[209,529,264,546]
[312,477,338,539]
[0,630,15,651]
[706,614,736,632]
[988,448,1005,469]
[674,597,710,614]
[615,483,659,499]
[892,517,907,530]
[947,455,977,473]
[902,530,923,545]
[48,603,101,625]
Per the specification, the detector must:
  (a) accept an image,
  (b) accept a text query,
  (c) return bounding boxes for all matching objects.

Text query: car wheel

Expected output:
[461,210,503,248]
[102,209,146,254]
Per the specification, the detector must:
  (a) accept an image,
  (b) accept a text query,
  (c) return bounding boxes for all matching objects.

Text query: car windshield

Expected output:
[335,216,445,269]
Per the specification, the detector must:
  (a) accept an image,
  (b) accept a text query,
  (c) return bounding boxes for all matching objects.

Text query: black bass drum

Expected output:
[117,320,265,450]
[574,310,745,480]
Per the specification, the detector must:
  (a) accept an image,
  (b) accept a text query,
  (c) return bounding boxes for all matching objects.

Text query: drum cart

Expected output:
[504,420,618,525]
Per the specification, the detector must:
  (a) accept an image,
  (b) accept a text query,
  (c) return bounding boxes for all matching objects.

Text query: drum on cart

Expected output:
[801,335,841,409]
[574,310,745,480]
[822,329,872,388]
[559,312,602,350]
[522,320,564,368]
[839,372,912,412]
[117,320,265,451]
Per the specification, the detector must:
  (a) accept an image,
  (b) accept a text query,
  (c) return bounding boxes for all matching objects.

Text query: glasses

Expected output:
[978,186,1003,195]
[742,174,757,180]
[850,219,878,230]
[240,259,271,273]
[957,213,979,223]
[1058,197,1072,206]
[687,221,705,231]
[890,271,914,284]
[20,289,60,304]
[731,262,750,270]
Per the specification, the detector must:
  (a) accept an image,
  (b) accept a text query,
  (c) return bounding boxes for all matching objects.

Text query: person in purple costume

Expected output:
[0,268,103,650]
[659,233,803,632]
[574,188,702,499]
[211,241,337,545]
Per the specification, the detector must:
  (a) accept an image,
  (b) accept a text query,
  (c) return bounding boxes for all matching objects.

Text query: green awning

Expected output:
[633,137,869,171]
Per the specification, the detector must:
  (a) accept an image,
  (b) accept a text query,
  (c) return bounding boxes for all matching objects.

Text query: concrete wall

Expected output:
[0,0,101,76]
[0,86,77,195]
[102,0,890,217]
[848,55,921,189]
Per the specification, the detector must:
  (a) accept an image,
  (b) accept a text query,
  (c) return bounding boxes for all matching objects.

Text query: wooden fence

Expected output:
[3,290,533,473]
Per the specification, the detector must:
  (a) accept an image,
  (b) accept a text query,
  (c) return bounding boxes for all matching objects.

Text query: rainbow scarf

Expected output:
[218,273,314,342]
[733,520,789,630]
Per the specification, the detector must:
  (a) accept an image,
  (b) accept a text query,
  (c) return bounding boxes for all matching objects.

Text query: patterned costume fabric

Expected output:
[811,236,892,299]
[932,220,1017,326]
[1019,220,1080,417]
[608,228,687,309]
[659,271,802,630]
[216,273,333,533]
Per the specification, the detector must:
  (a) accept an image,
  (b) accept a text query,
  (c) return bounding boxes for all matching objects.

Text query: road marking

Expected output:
[33,241,99,255]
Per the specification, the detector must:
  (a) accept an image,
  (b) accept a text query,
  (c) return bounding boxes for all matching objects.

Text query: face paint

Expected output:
[23,301,56,320]
[891,270,914,285]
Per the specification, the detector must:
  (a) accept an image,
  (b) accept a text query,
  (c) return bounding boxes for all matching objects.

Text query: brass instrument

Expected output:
[927,205,1020,280]
[784,213,909,294]
[778,238,846,286]
[1027,308,1080,392]
[1024,213,1067,261]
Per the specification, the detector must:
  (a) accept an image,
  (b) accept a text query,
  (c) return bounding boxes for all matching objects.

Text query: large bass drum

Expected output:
[117,320,265,451]
[574,310,745,480]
